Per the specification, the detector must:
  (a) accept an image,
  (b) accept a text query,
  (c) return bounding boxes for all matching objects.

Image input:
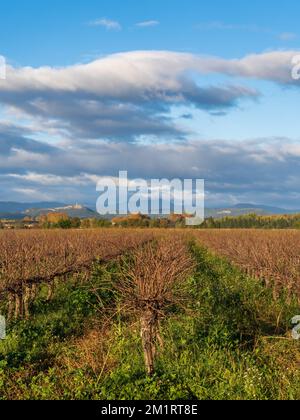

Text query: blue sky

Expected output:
[1,0,299,65]
[0,0,300,207]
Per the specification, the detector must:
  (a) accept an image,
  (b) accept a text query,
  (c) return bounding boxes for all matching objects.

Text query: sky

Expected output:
[0,0,300,208]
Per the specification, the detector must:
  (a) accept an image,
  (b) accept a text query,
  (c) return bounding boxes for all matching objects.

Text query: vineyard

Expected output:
[195,230,300,303]
[0,228,300,400]
[0,229,153,320]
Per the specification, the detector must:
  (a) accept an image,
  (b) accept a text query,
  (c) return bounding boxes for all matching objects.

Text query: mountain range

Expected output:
[0,201,299,220]
[0,202,98,220]
[205,203,300,219]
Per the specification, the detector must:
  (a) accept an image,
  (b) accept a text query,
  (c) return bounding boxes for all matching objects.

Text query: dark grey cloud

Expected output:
[0,51,264,141]
[0,123,56,156]
[1,127,300,208]
[0,85,257,142]
[1,49,297,142]
[0,50,299,205]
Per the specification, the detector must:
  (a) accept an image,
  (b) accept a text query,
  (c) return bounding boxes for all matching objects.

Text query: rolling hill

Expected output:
[0,202,98,220]
[0,201,299,221]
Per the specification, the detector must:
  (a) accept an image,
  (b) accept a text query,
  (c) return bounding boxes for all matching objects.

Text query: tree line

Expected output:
[200,213,300,229]
[2,212,300,230]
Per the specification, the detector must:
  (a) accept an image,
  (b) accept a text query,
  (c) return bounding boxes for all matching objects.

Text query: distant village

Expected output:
[0,218,39,230]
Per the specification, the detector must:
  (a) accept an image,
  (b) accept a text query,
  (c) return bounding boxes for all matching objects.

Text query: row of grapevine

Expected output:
[0,229,154,319]
[194,229,300,302]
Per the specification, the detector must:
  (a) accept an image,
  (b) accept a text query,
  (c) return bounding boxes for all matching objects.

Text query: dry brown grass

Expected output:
[59,327,116,377]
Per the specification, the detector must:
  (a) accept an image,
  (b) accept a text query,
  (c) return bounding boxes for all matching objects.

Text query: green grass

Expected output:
[0,245,300,400]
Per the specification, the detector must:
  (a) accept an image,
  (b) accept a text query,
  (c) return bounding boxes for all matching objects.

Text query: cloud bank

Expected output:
[2,122,300,208]
[1,49,299,142]
[0,50,299,205]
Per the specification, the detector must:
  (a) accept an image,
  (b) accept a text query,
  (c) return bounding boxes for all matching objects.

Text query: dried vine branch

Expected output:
[117,237,195,376]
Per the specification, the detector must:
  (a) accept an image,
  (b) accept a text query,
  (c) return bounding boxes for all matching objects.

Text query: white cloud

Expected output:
[1,50,298,96]
[0,48,299,206]
[12,188,54,201]
[136,20,160,28]
[197,22,298,43]
[0,50,268,141]
[279,32,297,41]
[89,18,122,31]
[197,22,265,32]
[8,172,100,186]
[0,49,298,147]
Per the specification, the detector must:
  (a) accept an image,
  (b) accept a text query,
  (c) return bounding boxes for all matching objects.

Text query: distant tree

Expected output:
[112,214,151,228]
[57,219,72,229]
[197,213,300,230]
[81,219,91,229]
[47,213,70,224]
[70,217,81,228]
[159,218,171,228]
[38,212,71,229]
[92,218,111,228]
[149,218,160,228]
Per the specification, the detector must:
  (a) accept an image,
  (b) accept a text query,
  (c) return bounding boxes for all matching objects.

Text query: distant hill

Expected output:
[1,201,300,221]
[205,204,300,219]
[0,201,66,214]
[24,204,99,219]
[0,202,67,220]
[0,202,99,220]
